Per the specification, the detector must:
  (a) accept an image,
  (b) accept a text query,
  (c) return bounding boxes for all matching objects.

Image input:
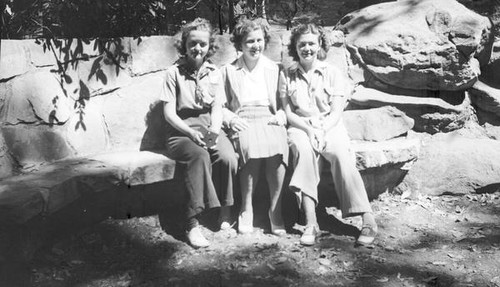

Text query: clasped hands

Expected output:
[188,126,219,149]
[306,116,326,152]
[228,113,285,133]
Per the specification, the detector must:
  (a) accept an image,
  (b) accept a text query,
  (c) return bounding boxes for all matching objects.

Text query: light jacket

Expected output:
[221,55,286,125]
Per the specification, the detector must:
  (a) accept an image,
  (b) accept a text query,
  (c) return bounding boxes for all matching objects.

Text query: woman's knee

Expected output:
[190,146,211,164]
[289,134,314,156]
[218,149,238,172]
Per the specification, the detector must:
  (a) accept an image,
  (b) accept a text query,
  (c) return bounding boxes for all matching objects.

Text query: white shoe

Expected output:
[238,211,253,234]
[269,210,286,236]
[186,226,210,248]
[300,225,319,246]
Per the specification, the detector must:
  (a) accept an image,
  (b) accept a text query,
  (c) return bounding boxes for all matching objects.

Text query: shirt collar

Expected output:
[177,57,216,78]
[289,60,328,76]
[235,55,274,72]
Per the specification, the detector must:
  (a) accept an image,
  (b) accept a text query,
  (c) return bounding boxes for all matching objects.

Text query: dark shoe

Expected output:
[356,225,378,246]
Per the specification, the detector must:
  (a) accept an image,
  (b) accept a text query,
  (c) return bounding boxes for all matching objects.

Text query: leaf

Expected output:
[88,56,103,80]
[79,80,90,100]
[63,74,72,84]
[96,69,108,85]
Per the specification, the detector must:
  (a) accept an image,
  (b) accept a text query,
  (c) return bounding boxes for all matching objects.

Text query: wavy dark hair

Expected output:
[288,23,329,62]
[175,18,217,59]
[230,18,271,51]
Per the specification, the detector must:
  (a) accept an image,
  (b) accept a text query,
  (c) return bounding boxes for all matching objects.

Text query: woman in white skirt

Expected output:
[222,18,288,236]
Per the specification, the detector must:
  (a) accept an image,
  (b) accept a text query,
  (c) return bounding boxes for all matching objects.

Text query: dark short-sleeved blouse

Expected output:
[161,58,225,111]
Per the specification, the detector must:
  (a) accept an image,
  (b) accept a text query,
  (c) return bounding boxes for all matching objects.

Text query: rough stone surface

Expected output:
[0,151,176,225]
[0,158,122,225]
[350,85,475,133]
[1,69,72,125]
[484,123,500,140]
[344,106,414,141]
[480,39,500,88]
[1,125,75,166]
[91,150,176,186]
[0,40,32,80]
[128,36,178,76]
[62,54,132,100]
[396,133,500,195]
[265,31,284,63]
[101,73,166,150]
[212,34,238,67]
[353,137,421,198]
[0,132,14,179]
[352,138,421,171]
[469,80,500,117]
[337,0,493,91]
[65,96,110,156]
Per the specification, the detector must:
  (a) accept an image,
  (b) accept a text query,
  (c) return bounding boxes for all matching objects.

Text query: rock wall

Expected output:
[338,0,500,196]
[1,0,499,197]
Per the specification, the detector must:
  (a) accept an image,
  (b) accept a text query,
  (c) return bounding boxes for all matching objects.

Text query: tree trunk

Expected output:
[261,0,266,19]
[228,0,235,32]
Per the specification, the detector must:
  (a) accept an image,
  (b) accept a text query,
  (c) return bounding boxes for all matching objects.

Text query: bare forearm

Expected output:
[322,97,345,132]
[163,102,195,136]
[210,104,223,133]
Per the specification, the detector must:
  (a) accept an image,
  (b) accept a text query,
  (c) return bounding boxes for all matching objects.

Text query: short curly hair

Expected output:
[175,18,217,59]
[231,18,271,51]
[288,23,329,62]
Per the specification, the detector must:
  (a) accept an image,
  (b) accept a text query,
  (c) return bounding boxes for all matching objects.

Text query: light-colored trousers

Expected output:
[287,120,372,218]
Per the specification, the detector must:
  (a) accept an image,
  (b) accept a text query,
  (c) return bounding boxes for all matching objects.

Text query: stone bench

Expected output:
[0,150,185,261]
[0,136,421,263]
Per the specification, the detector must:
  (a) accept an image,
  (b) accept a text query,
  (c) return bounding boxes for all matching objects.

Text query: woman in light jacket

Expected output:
[222,18,288,236]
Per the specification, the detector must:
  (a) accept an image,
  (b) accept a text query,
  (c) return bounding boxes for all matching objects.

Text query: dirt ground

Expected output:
[25,191,500,287]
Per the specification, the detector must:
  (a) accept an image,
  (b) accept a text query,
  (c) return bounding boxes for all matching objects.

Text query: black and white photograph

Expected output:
[1,0,500,286]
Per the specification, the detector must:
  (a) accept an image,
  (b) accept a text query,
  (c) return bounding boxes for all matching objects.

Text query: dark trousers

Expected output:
[166,127,237,219]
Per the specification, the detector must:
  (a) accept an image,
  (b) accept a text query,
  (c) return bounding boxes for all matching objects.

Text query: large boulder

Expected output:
[469,80,500,117]
[337,0,493,91]
[350,85,475,134]
[344,106,414,141]
[356,138,421,199]
[396,132,500,195]
[479,40,500,88]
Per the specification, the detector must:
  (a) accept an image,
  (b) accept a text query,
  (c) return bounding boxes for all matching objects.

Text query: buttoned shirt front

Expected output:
[161,58,225,111]
[279,61,347,117]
